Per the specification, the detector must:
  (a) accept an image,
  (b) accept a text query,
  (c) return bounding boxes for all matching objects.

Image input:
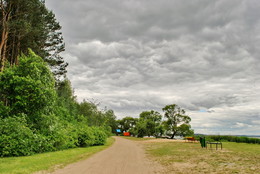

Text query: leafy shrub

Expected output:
[32,133,55,153]
[0,116,36,157]
[102,125,112,137]
[92,127,107,145]
[77,125,95,147]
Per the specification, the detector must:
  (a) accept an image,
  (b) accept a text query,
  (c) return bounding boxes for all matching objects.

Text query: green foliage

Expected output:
[0,0,67,78]
[118,116,138,132]
[76,126,107,147]
[154,125,165,138]
[178,124,194,137]
[0,116,35,157]
[162,104,192,139]
[77,125,95,147]
[119,105,193,139]
[0,50,56,123]
[204,135,260,144]
[0,137,115,174]
[92,127,107,145]
[103,110,118,134]
[139,110,162,137]
[0,0,115,158]
[135,120,147,138]
[0,51,112,157]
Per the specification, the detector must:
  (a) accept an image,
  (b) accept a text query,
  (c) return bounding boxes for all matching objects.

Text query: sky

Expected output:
[45,0,260,135]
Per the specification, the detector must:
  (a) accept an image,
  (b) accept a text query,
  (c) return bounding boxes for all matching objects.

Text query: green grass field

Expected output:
[0,137,114,174]
[144,140,260,174]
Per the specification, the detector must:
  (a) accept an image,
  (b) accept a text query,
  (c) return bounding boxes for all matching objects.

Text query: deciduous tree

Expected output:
[162,104,192,139]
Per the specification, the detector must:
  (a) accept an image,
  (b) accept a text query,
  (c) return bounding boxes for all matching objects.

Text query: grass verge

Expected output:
[144,141,260,174]
[0,137,115,174]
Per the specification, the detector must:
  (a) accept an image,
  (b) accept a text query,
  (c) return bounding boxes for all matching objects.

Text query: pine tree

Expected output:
[0,0,67,79]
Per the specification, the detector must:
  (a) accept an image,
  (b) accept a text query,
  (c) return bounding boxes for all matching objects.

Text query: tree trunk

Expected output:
[170,131,176,139]
[0,25,8,72]
[0,2,10,72]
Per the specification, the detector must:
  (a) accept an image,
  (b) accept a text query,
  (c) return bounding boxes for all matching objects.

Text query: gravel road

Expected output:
[50,136,161,174]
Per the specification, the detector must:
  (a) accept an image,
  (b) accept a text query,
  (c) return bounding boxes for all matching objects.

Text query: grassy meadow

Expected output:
[144,140,260,174]
[0,137,114,174]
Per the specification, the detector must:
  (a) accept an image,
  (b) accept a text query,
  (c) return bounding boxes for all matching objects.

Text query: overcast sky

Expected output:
[45,0,260,135]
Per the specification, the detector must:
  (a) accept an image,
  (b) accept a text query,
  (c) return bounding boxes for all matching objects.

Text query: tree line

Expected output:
[117,104,194,139]
[0,0,117,157]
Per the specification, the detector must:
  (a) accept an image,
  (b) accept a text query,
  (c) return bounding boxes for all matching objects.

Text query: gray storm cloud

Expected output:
[46,0,260,135]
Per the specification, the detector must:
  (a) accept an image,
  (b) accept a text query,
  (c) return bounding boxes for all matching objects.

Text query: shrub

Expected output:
[92,127,107,145]
[77,126,95,147]
[0,116,35,157]
[102,125,112,137]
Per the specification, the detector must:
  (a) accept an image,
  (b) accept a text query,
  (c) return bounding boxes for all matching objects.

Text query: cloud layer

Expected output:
[46,0,260,135]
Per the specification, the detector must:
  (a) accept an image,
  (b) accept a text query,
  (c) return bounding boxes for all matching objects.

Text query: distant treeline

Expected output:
[117,104,194,139]
[195,135,260,144]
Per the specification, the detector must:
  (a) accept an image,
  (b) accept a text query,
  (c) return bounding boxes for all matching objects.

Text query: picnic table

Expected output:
[206,141,222,150]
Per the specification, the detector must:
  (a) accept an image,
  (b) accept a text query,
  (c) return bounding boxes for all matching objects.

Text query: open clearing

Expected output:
[139,137,260,174]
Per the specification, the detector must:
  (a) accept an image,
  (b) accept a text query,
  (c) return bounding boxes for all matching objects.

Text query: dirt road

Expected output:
[51,136,161,174]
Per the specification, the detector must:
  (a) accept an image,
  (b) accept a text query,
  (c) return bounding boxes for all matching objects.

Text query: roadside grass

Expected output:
[0,137,115,174]
[144,141,260,174]
[121,136,155,141]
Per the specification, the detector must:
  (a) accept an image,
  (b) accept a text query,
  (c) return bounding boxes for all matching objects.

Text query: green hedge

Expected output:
[201,135,260,144]
[0,117,108,157]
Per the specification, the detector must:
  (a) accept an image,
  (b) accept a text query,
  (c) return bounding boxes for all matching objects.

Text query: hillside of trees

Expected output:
[0,0,117,157]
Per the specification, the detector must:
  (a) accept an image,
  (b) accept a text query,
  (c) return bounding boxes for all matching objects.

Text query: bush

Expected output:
[92,127,107,145]
[77,125,95,147]
[32,133,55,153]
[102,125,112,137]
[0,116,36,157]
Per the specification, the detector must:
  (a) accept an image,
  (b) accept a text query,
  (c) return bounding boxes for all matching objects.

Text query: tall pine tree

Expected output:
[0,0,67,79]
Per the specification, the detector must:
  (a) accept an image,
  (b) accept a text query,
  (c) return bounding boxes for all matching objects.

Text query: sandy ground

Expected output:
[49,136,162,174]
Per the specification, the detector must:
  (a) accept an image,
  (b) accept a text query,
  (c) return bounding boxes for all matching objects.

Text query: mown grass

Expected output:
[144,141,260,174]
[0,137,115,174]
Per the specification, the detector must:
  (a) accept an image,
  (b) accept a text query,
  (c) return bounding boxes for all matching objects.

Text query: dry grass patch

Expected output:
[144,141,260,174]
